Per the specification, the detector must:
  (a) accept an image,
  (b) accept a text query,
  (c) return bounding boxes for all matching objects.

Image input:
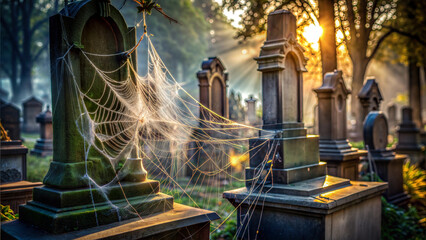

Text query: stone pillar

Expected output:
[355,78,383,141]
[387,104,397,134]
[22,96,43,133]
[314,70,367,180]
[224,10,386,240]
[395,107,425,168]
[363,112,410,206]
[245,95,257,125]
[30,106,53,157]
[197,57,229,122]
[2,1,218,237]
[0,100,21,140]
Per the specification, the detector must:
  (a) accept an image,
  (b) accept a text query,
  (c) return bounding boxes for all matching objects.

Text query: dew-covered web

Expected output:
[54,11,279,239]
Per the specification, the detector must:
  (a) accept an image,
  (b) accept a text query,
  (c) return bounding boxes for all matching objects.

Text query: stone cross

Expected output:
[255,10,307,128]
[22,96,43,133]
[197,57,229,121]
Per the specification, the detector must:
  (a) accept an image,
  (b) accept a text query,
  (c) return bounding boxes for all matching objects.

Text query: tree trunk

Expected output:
[318,0,337,76]
[350,55,369,141]
[409,58,422,129]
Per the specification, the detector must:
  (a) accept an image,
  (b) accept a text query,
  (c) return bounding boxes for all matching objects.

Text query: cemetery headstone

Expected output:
[363,111,410,205]
[2,1,218,238]
[387,104,397,134]
[22,96,43,133]
[314,70,367,180]
[30,106,53,157]
[223,10,387,240]
[395,107,425,168]
[245,95,257,125]
[197,57,229,121]
[353,78,383,141]
[0,100,21,140]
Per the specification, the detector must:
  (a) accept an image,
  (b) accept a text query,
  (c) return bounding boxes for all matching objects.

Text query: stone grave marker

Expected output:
[0,100,21,140]
[363,111,410,205]
[245,95,257,125]
[2,1,218,238]
[387,104,397,134]
[22,96,43,133]
[395,107,425,168]
[30,106,53,157]
[314,70,367,180]
[223,10,387,240]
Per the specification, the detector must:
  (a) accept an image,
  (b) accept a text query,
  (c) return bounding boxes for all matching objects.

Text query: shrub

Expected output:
[1,204,18,222]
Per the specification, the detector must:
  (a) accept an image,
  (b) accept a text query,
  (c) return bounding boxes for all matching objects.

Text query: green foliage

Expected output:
[381,198,426,240]
[1,204,18,222]
[211,219,237,240]
[22,140,52,182]
[403,162,426,218]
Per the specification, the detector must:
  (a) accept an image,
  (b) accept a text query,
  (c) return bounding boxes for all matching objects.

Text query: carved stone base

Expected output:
[30,139,53,157]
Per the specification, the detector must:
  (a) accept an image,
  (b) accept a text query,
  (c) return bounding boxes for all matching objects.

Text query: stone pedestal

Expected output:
[224,178,386,239]
[22,96,43,133]
[1,203,219,240]
[30,107,53,157]
[0,181,43,213]
[1,140,28,183]
[363,112,410,206]
[395,107,425,168]
[224,10,386,240]
[315,70,367,180]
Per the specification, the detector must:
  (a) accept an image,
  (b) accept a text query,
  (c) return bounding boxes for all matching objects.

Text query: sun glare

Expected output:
[303,24,323,44]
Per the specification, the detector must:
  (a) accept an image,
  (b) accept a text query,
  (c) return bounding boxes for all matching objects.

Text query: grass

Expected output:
[22,138,51,182]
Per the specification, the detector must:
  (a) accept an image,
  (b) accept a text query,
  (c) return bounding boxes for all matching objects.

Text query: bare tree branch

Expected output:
[368,30,394,60]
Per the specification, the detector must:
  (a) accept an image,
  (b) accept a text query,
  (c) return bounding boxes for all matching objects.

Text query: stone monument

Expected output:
[197,56,229,121]
[314,70,366,180]
[22,96,43,133]
[354,78,383,141]
[387,104,397,135]
[30,106,53,157]
[2,1,218,238]
[363,111,410,206]
[395,107,425,168]
[0,100,21,140]
[223,10,387,240]
[245,95,257,125]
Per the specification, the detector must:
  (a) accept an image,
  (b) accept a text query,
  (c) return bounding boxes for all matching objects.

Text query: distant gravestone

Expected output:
[363,112,410,205]
[0,101,21,140]
[314,70,366,180]
[395,107,425,168]
[197,57,229,121]
[22,96,43,133]
[245,95,257,125]
[30,106,53,157]
[387,104,397,134]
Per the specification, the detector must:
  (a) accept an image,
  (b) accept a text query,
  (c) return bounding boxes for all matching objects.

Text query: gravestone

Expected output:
[197,57,229,121]
[245,95,257,125]
[314,70,367,180]
[30,106,53,157]
[0,100,21,140]
[223,10,386,240]
[2,1,218,238]
[22,96,43,133]
[387,104,397,134]
[363,111,410,206]
[395,107,425,168]
[354,78,383,141]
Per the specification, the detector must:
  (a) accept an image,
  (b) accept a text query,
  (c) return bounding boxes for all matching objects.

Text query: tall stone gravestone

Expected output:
[2,1,218,238]
[314,70,366,180]
[395,107,425,168]
[197,57,229,121]
[30,106,53,157]
[387,104,397,135]
[0,100,21,140]
[22,96,43,133]
[245,95,257,125]
[364,111,410,206]
[354,78,383,141]
[224,10,387,240]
